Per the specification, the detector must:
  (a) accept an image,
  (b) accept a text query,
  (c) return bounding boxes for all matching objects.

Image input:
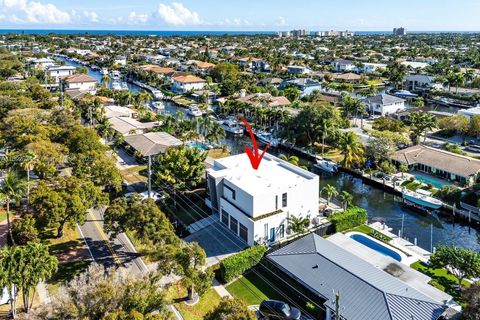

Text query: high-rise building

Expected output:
[313,30,354,37]
[393,27,407,36]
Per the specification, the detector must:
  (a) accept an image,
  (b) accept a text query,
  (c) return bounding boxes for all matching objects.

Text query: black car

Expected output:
[259,300,301,320]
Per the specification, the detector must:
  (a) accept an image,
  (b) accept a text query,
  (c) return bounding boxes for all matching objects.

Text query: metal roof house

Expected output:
[362,94,406,116]
[267,233,450,320]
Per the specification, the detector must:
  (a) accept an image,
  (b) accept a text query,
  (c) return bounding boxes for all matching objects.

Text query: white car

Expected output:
[125,191,162,202]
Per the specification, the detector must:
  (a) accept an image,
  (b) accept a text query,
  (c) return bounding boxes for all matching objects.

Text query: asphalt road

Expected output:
[78,208,147,275]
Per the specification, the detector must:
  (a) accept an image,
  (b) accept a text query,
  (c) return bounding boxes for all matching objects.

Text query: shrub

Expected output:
[219,245,267,283]
[328,206,368,232]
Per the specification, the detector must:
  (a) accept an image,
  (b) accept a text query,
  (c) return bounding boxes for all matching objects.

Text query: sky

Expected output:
[0,0,480,31]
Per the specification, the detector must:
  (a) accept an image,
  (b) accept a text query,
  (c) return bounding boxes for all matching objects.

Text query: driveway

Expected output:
[184,221,248,266]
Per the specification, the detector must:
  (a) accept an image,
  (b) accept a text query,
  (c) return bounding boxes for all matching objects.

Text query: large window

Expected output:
[282,193,288,207]
[224,184,236,200]
[221,209,229,225]
[230,216,238,234]
[264,223,268,240]
[239,223,248,242]
[279,224,285,239]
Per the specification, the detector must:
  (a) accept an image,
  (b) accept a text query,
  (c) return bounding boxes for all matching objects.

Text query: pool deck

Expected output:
[327,232,452,304]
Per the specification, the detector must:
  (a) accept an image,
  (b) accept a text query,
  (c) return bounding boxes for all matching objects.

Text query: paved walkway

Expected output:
[187,214,217,233]
[212,279,231,298]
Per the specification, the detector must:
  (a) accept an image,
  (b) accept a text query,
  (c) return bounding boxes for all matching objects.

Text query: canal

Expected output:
[57,57,479,252]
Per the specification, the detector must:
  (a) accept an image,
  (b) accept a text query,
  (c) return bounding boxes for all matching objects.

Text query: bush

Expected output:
[219,245,267,283]
[328,206,368,232]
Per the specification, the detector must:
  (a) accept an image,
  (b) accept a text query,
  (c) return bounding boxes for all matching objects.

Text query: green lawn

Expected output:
[166,284,221,320]
[401,180,422,191]
[47,260,91,293]
[120,165,148,185]
[0,210,6,223]
[410,260,470,305]
[226,271,284,306]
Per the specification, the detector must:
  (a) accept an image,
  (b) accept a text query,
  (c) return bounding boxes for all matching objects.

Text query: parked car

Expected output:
[125,191,162,202]
[259,300,301,320]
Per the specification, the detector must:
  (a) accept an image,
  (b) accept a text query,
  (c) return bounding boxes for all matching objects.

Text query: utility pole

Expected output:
[430,223,433,253]
[147,154,152,199]
[335,291,340,320]
[400,213,405,238]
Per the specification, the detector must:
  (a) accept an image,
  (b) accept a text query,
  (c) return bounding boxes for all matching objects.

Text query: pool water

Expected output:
[350,234,402,262]
[413,174,445,189]
[186,141,209,151]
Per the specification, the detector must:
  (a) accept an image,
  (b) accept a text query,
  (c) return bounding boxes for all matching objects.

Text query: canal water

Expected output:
[58,57,479,252]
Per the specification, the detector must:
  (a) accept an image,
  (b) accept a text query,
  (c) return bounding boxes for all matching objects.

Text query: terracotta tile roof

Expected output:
[60,74,97,83]
[237,93,290,108]
[139,65,176,74]
[173,75,206,83]
[193,60,216,69]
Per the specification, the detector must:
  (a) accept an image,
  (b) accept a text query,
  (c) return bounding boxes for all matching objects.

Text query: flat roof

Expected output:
[209,153,317,197]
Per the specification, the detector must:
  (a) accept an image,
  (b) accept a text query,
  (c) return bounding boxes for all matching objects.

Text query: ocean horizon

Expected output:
[0,29,479,36]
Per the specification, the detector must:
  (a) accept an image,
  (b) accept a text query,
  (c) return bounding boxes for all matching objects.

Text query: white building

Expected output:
[331,59,356,72]
[171,75,206,93]
[114,55,127,66]
[60,74,97,93]
[404,74,435,91]
[206,153,320,246]
[361,62,387,74]
[46,65,76,82]
[401,61,429,70]
[287,65,311,75]
[362,94,406,116]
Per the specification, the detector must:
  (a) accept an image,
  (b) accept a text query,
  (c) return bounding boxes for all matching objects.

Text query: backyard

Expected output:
[410,260,470,305]
[166,283,221,320]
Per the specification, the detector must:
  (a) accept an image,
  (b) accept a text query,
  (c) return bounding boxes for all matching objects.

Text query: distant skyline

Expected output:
[1,0,480,31]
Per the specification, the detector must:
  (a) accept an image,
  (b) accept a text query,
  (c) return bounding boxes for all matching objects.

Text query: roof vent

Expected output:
[312,264,319,269]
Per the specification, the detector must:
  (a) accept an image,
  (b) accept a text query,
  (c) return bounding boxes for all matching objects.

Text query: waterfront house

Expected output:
[331,59,356,72]
[104,105,135,119]
[109,117,160,135]
[458,106,480,120]
[391,145,480,186]
[46,65,76,82]
[287,65,311,75]
[279,78,323,97]
[332,72,363,83]
[60,74,97,94]
[401,61,429,70]
[206,153,320,246]
[123,132,182,157]
[362,94,406,116]
[171,75,206,93]
[404,74,435,91]
[361,62,387,74]
[237,92,290,109]
[267,233,452,320]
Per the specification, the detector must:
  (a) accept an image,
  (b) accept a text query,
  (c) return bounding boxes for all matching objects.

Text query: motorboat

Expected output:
[110,70,121,80]
[100,67,109,75]
[391,90,418,98]
[314,157,338,173]
[151,101,165,110]
[221,118,244,134]
[151,89,164,100]
[111,81,122,91]
[187,104,203,117]
[402,188,443,210]
[120,82,129,90]
[255,130,279,147]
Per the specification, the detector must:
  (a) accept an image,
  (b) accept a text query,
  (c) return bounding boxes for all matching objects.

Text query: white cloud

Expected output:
[128,11,149,24]
[156,2,201,26]
[83,10,99,23]
[276,16,286,26]
[1,0,70,24]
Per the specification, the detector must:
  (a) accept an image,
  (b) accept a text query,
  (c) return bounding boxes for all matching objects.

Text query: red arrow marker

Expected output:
[240,117,270,170]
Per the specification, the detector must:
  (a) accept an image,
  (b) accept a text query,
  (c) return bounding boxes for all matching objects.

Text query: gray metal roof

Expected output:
[362,94,405,106]
[267,234,447,320]
[123,132,182,156]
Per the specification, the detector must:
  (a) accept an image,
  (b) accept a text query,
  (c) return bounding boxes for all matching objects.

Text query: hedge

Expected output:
[219,245,267,283]
[328,206,368,232]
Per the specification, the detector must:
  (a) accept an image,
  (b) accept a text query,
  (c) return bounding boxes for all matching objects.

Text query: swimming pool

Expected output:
[186,141,209,151]
[350,234,402,262]
[413,174,445,189]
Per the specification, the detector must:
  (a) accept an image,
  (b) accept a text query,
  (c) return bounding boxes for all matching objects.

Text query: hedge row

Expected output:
[219,245,267,283]
[328,206,368,232]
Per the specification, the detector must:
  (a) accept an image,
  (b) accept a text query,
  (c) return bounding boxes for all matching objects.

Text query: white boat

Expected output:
[111,81,122,91]
[222,119,244,135]
[110,70,121,80]
[255,131,279,147]
[392,90,418,98]
[187,105,203,117]
[314,157,338,173]
[151,101,165,110]
[402,188,443,210]
[100,68,109,75]
[120,82,129,90]
[151,89,164,100]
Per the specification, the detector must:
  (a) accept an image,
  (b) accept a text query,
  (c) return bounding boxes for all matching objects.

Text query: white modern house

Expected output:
[171,75,206,93]
[46,65,76,82]
[60,74,97,93]
[361,62,387,74]
[404,74,435,91]
[362,94,406,116]
[287,65,311,75]
[331,59,356,72]
[206,153,320,246]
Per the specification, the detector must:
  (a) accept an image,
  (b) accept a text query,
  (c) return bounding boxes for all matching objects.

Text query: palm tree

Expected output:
[96,117,114,142]
[0,172,26,245]
[205,121,225,144]
[339,191,353,210]
[287,215,310,235]
[339,132,365,169]
[279,154,300,166]
[321,184,338,205]
[101,74,110,88]
[21,151,36,205]
[409,112,437,144]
